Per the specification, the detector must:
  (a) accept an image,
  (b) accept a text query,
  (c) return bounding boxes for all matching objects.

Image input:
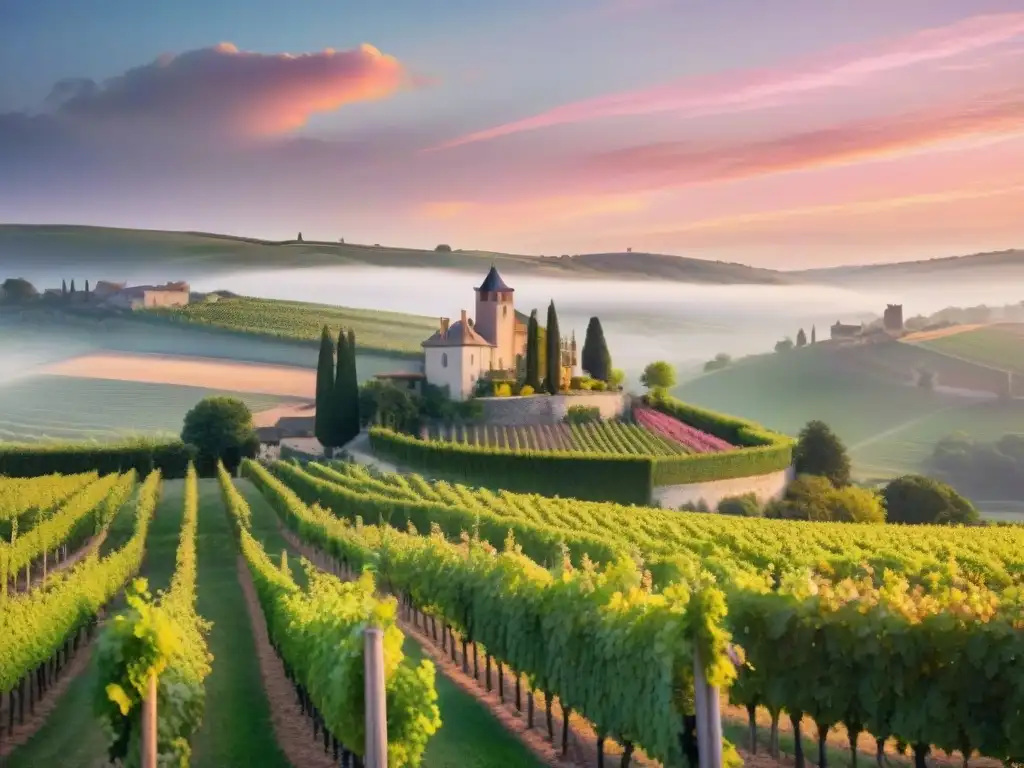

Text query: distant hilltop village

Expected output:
[830,303,904,341]
[41,279,191,310]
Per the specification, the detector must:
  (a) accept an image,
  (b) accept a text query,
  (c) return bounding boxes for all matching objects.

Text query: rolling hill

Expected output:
[674,342,1024,487]
[792,248,1024,285]
[0,224,790,284]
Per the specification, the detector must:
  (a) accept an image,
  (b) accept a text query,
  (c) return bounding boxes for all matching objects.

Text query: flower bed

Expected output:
[633,405,734,453]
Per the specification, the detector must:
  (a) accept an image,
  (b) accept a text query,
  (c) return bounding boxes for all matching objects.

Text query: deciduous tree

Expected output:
[794,420,851,487]
[181,396,258,475]
[640,361,676,393]
[882,475,979,525]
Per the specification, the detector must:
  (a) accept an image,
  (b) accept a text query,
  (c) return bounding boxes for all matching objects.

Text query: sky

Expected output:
[2,0,1024,268]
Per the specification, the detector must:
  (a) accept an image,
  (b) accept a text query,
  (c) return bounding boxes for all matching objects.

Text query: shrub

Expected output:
[640,361,676,393]
[717,493,762,517]
[181,396,259,475]
[519,384,535,396]
[570,376,585,390]
[609,369,625,390]
[493,382,513,397]
[565,405,601,424]
[0,438,195,478]
[794,420,851,487]
[765,475,884,523]
[591,380,607,391]
[434,244,452,252]
[882,475,979,525]
[369,427,653,505]
[703,353,731,372]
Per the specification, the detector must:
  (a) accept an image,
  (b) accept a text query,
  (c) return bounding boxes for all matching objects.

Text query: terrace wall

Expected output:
[478,391,628,425]
[652,464,795,510]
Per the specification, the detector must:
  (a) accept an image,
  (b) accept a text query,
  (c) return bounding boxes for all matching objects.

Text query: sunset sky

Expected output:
[2,0,1023,267]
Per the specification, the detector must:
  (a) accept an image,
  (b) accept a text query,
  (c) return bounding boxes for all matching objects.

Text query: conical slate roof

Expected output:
[477,265,513,293]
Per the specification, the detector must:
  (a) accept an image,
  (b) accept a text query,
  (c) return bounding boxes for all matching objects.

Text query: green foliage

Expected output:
[704,353,731,373]
[640,361,676,392]
[932,431,1023,498]
[794,420,852,487]
[0,438,194,478]
[434,244,452,252]
[525,310,541,390]
[564,405,600,424]
[1,277,39,303]
[716,493,762,517]
[370,427,654,504]
[519,384,535,396]
[220,464,441,765]
[765,475,885,523]
[315,325,336,447]
[0,470,157,698]
[265,457,1024,763]
[545,301,561,395]
[180,396,259,474]
[96,466,212,767]
[244,460,734,766]
[774,337,794,352]
[609,368,625,389]
[882,474,979,525]
[492,382,512,397]
[581,316,612,382]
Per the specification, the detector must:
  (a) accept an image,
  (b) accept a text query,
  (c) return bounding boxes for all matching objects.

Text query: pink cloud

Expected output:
[48,42,408,138]
[575,87,1024,192]
[430,12,1024,150]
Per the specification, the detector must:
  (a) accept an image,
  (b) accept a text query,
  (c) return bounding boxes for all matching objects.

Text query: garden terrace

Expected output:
[372,395,793,504]
[424,421,691,455]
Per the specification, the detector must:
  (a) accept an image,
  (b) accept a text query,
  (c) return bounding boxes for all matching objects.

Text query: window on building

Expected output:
[498,357,503,369]
[503,305,508,318]
[442,353,448,368]
[471,354,474,365]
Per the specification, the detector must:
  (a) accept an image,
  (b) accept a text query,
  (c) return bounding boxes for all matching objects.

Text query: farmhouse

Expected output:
[830,320,863,340]
[422,267,577,400]
[101,281,191,310]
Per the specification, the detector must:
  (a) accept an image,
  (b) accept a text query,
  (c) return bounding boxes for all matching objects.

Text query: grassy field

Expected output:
[1,223,789,283]
[0,375,298,442]
[915,325,1024,375]
[674,344,1024,485]
[153,296,437,356]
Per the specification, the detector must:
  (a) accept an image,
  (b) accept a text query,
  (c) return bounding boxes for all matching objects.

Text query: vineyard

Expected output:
[256,458,1024,766]
[152,296,436,357]
[426,419,701,455]
[6,454,1024,767]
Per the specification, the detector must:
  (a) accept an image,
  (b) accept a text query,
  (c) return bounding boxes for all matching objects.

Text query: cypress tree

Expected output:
[525,310,540,389]
[61,280,67,296]
[314,326,335,448]
[70,280,76,294]
[581,316,612,381]
[545,301,561,394]
[811,325,817,344]
[346,329,361,441]
[333,328,349,447]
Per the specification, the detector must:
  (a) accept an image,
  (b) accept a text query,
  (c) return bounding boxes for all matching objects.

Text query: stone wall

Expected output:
[479,391,628,426]
[652,464,795,510]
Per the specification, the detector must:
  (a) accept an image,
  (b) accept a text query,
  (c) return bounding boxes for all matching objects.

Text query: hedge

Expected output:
[0,438,196,478]
[368,427,653,505]
[644,394,794,486]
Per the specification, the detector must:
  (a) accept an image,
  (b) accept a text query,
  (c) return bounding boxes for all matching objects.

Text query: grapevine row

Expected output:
[95,464,213,766]
[278,460,1024,763]
[0,472,98,534]
[246,459,736,767]
[219,463,441,767]
[1,473,134,594]
[0,470,154,709]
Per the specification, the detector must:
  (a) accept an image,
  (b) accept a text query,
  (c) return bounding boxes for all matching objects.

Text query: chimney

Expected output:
[461,309,468,326]
[439,317,450,337]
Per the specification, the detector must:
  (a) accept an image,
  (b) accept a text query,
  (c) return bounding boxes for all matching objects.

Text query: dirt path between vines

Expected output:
[0,626,97,758]
[14,531,109,594]
[235,555,338,768]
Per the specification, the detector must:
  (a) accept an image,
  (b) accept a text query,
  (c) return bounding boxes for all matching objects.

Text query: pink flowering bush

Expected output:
[634,406,734,453]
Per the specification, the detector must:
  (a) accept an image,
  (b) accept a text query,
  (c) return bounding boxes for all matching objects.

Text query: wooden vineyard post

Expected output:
[692,646,724,768]
[364,627,388,768]
[141,673,158,768]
